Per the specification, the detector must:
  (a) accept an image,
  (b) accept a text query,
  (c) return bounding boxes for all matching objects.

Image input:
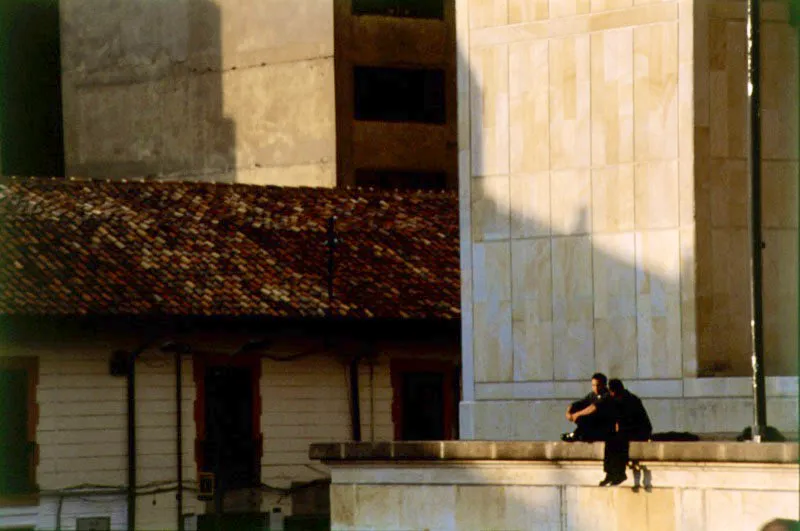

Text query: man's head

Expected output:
[608,378,625,398]
[591,373,608,395]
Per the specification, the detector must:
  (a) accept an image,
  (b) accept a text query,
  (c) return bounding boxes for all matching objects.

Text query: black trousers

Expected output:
[569,402,613,441]
[603,430,651,478]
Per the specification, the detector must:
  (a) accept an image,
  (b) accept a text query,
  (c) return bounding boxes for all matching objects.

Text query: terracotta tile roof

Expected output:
[0,178,460,319]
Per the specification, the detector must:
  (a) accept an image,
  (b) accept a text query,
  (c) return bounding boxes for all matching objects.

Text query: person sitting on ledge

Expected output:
[600,378,653,486]
[562,372,614,442]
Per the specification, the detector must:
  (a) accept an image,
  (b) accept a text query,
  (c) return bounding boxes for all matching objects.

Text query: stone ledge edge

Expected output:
[309,441,799,464]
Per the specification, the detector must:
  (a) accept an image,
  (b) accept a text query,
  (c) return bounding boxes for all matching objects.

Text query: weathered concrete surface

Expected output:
[314,442,800,531]
[310,441,799,464]
[60,0,336,186]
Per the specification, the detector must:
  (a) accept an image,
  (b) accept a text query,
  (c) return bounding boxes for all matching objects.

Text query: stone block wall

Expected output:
[457,0,798,439]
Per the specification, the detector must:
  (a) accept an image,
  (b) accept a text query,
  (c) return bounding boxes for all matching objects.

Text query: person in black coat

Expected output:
[562,373,615,442]
[599,378,653,486]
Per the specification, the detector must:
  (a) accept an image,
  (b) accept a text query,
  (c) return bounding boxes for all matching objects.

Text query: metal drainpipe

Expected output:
[175,349,184,531]
[127,350,137,531]
[350,356,362,442]
[746,0,767,441]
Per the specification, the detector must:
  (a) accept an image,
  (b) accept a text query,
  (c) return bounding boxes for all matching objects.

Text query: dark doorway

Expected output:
[391,359,458,441]
[204,366,258,490]
[401,371,445,440]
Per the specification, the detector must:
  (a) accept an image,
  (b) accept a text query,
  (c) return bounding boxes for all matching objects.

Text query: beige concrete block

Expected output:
[706,490,800,531]
[398,486,457,529]
[512,239,554,381]
[470,0,509,28]
[509,0,549,23]
[636,230,682,378]
[762,22,799,161]
[635,161,680,229]
[592,164,635,233]
[566,487,617,531]
[474,301,514,382]
[591,0,632,12]
[510,172,551,238]
[551,169,592,235]
[634,22,679,162]
[762,161,799,229]
[679,489,706,531]
[236,163,335,187]
[472,175,511,241]
[503,486,562,528]
[549,35,591,170]
[455,486,507,529]
[591,28,634,166]
[510,40,550,174]
[550,0,591,19]
[354,485,401,528]
[710,159,747,229]
[763,229,799,376]
[552,236,594,379]
[593,233,637,378]
[330,484,356,529]
[471,45,510,177]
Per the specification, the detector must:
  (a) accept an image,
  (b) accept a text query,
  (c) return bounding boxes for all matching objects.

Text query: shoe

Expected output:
[561,432,578,442]
[608,473,627,486]
[598,475,613,486]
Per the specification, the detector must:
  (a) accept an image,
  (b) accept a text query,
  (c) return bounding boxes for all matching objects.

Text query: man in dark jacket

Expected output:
[562,373,614,442]
[600,378,652,486]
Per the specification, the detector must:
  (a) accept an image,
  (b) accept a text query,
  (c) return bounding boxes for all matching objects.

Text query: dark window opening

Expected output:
[354,67,445,124]
[401,372,445,440]
[203,366,258,490]
[352,0,444,19]
[391,359,458,441]
[0,361,36,497]
[355,169,447,190]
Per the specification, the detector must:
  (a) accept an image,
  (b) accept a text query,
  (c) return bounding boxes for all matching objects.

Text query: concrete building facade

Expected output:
[59,0,457,190]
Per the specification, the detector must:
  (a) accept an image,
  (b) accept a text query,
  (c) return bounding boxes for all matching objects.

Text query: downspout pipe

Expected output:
[350,356,362,442]
[175,348,184,531]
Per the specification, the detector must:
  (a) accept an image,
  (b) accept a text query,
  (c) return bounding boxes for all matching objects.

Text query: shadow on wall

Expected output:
[60,0,235,181]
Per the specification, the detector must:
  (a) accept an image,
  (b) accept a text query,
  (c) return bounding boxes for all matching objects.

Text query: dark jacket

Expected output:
[612,390,652,437]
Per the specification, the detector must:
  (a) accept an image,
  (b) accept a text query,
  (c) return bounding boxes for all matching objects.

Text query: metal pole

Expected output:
[746,0,767,441]
[127,352,137,530]
[175,350,184,531]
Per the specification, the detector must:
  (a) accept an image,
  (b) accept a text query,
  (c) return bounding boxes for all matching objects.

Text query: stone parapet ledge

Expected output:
[310,441,799,464]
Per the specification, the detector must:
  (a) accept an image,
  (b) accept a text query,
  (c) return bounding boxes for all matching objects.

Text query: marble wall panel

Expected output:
[549,35,591,170]
[511,239,554,381]
[636,230,682,378]
[591,28,634,166]
[472,174,511,241]
[593,233,638,378]
[592,164,636,233]
[552,236,594,379]
[471,45,510,177]
[510,40,550,174]
[509,0,549,23]
[633,22,679,162]
[634,161,680,229]
[510,172,551,238]
[551,169,592,235]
